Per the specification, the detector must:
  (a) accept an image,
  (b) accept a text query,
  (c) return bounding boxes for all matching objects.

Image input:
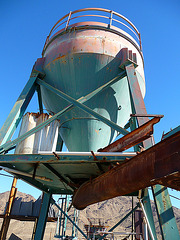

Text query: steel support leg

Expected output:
[141,189,157,240]
[0,73,38,145]
[52,199,88,239]
[152,185,180,240]
[126,63,179,240]
[55,195,70,238]
[126,63,157,240]
[36,84,43,114]
[34,192,52,240]
[0,178,17,240]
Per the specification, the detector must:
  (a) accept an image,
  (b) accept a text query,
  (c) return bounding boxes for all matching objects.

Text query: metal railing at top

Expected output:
[45,8,142,50]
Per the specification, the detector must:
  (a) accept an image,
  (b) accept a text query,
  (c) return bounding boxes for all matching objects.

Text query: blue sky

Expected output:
[0,0,180,207]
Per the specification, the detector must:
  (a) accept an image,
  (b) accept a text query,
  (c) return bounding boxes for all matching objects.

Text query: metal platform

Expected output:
[0,152,136,194]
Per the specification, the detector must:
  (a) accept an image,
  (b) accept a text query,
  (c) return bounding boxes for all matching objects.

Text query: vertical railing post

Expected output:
[65,11,72,30]
[138,32,142,51]
[109,10,113,28]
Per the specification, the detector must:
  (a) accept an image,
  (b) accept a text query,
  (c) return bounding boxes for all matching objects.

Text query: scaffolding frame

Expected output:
[0,55,179,240]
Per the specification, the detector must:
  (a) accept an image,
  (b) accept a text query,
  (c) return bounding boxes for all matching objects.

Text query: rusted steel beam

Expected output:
[131,114,164,118]
[42,163,76,190]
[72,130,180,210]
[0,215,58,222]
[98,117,161,152]
[0,178,17,240]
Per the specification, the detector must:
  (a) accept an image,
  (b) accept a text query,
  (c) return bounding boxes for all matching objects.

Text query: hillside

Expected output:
[0,191,179,239]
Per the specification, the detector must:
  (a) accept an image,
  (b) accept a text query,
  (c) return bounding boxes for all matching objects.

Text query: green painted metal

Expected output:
[126,63,154,149]
[152,185,180,240]
[98,203,140,240]
[130,126,157,239]
[0,71,127,154]
[125,64,148,125]
[0,73,38,145]
[56,133,63,151]
[72,208,79,238]
[40,18,145,152]
[52,198,88,239]
[55,195,71,238]
[126,63,157,240]
[37,78,129,136]
[64,196,71,236]
[162,125,180,140]
[0,153,134,194]
[1,10,176,240]
[142,189,158,240]
[126,63,179,240]
[41,61,135,151]
[36,84,43,114]
[0,153,135,163]
[34,192,52,240]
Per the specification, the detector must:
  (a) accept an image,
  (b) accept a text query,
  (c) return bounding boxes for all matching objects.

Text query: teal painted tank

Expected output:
[40,8,145,151]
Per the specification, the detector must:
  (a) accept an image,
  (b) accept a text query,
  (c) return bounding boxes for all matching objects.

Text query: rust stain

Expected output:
[95,129,99,134]
[73,130,180,209]
[162,190,167,210]
[98,117,161,152]
[24,112,50,119]
[45,55,66,68]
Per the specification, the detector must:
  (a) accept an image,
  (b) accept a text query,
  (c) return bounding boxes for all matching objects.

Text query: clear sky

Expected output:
[0,0,180,207]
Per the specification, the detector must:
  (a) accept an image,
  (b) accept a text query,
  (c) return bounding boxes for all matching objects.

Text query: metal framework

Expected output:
[54,195,79,239]
[44,8,142,53]
[0,56,179,240]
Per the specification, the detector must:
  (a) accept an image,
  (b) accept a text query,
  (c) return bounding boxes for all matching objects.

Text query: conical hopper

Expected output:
[40,8,145,151]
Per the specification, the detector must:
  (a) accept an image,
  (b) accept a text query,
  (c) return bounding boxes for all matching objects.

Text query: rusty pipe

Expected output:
[72,130,180,210]
[98,117,161,152]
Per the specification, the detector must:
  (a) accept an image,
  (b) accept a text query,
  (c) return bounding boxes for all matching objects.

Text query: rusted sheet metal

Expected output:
[72,130,180,210]
[98,117,161,152]
[15,112,59,154]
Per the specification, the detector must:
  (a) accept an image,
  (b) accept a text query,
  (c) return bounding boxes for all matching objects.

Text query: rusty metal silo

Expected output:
[37,8,145,151]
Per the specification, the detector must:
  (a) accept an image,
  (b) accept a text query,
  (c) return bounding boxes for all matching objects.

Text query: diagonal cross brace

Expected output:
[37,79,129,135]
[0,71,128,154]
[98,204,140,240]
[52,198,88,239]
[0,73,38,145]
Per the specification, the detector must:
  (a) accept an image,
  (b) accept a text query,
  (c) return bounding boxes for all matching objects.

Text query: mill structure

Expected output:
[0,8,179,240]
